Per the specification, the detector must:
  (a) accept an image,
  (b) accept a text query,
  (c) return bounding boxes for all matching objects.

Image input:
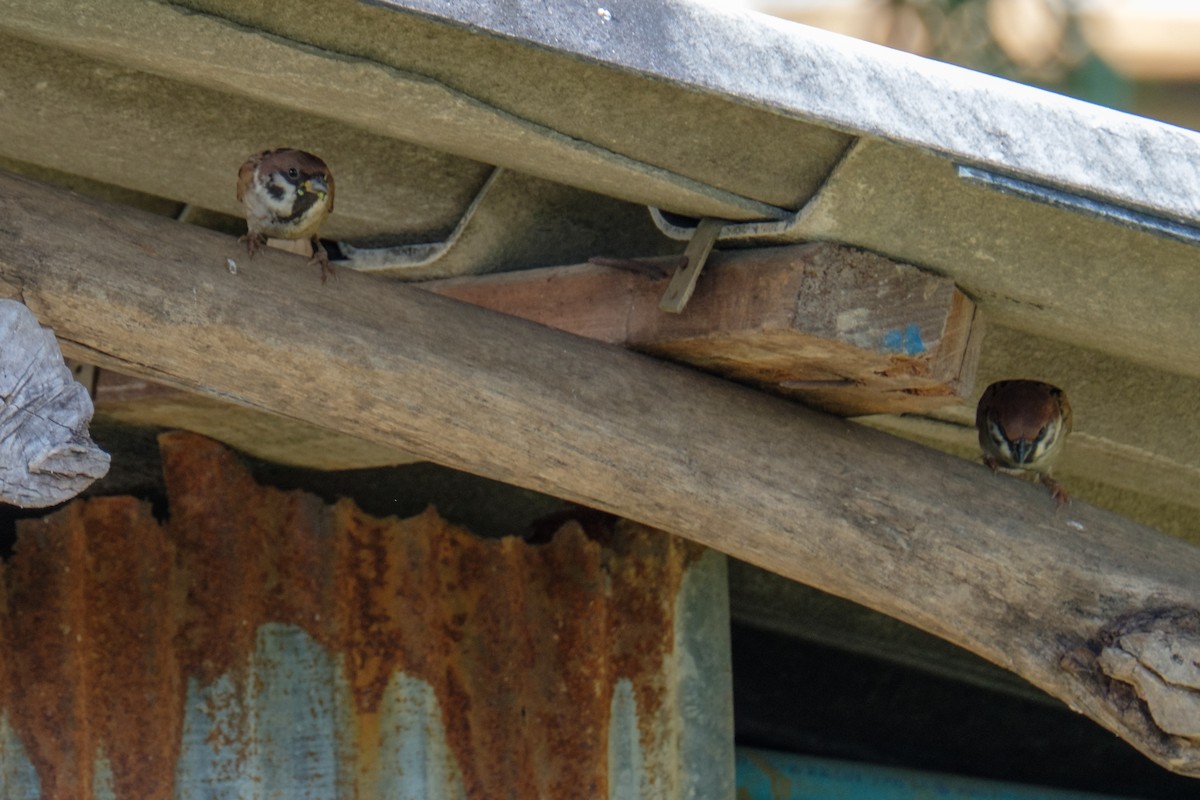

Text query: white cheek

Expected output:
[245,175,297,218]
[988,422,1006,447]
[1033,425,1062,462]
[267,177,298,212]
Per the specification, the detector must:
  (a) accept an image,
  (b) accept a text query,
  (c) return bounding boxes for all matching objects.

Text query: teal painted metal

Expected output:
[677,549,736,799]
[0,714,40,800]
[0,555,731,799]
[171,623,481,799]
[607,548,736,799]
[736,748,1135,800]
[173,625,365,800]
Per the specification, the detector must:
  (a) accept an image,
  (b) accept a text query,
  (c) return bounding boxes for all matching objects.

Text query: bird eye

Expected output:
[287,167,299,179]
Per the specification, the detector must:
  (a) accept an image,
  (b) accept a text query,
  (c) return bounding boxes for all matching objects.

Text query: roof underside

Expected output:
[1,0,1198,535]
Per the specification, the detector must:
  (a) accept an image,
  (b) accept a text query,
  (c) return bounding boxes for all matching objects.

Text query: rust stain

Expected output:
[3,500,180,800]
[0,432,700,799]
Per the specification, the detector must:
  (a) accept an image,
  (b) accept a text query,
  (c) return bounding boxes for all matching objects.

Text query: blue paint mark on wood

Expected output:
[882,323,926,356]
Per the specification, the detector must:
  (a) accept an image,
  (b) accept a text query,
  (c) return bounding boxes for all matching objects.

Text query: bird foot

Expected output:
[1041,474,1069,508]
[310,240,336,284]
[239,232,267,259]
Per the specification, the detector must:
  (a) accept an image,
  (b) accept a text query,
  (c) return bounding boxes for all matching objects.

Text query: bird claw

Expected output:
[239,233,334,282]
[1041,474,1069,508]
[310,241,336,284]
[239,232,266,259]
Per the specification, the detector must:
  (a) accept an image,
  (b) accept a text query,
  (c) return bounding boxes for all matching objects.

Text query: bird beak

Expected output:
[1011,440,1034,464]
[300,176,328,200]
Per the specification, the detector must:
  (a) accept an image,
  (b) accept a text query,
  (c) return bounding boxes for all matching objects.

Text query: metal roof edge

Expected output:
[369,0,1200,225]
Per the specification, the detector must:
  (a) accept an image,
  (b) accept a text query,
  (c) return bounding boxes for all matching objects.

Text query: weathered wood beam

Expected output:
[2,169,1200,774]
[92,371,420,470]
[86,243,978,470]
[425,244,981,416]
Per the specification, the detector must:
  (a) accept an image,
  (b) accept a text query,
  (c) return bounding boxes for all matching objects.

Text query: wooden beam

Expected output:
[3,169,1200,774]
[85,236,978,471]
[92,371,420,470]
[424,244,980,416]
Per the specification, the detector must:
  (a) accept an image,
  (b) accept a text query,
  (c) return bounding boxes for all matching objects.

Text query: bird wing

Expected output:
[1058,390,1074,434]
[235,154,261,203]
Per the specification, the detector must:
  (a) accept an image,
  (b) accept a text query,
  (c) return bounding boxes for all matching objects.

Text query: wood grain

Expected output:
[92,370,421,470]
[2,169,1200,774]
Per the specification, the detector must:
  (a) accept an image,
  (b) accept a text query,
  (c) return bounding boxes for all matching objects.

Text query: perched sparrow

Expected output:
[237,148,335,281]
[976,379,1073,506]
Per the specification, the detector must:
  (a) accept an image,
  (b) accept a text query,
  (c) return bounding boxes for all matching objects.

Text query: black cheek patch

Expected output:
[266,181,286,201]
[279,189,321,223]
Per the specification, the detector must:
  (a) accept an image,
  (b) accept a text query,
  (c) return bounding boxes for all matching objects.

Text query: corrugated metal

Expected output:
[735,749,1136,800]
[0,432,732,798]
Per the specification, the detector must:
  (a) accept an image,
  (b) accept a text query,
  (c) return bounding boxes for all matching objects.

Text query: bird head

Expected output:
[977,380,1071,470]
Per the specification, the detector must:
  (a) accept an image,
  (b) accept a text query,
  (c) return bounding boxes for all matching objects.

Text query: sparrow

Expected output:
[237,148,335,281]
[975,379,1073,506]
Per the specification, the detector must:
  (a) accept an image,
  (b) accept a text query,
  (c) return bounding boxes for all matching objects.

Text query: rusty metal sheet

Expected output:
[0,432,732,798]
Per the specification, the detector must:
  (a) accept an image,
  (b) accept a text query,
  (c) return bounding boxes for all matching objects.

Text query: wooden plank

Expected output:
[2,169,1200,774]
[426,243,981,416]
[0,299,109,507]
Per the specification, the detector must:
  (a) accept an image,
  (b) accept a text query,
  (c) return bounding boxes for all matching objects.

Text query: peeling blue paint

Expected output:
[92,753,116,800]
[376,673,467,800]
[175,624,347,800]
[608,679,643,800]
[0,561,731,799]
[0,713,40,800]
[882,323,926,355]
[172,625,472,800]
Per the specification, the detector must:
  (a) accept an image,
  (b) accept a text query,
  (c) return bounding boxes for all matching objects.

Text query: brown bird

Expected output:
[237,148,335,281]
[976,379,1073,506]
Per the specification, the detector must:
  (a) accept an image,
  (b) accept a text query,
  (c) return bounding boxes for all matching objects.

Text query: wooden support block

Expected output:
[425,243,981,415]
[264,237,313,258]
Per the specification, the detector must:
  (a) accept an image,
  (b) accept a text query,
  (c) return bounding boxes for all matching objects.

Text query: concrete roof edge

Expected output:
[371,0,1200,225]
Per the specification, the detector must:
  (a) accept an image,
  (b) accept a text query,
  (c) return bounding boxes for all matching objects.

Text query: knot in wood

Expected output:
[1095,608,1200,741]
